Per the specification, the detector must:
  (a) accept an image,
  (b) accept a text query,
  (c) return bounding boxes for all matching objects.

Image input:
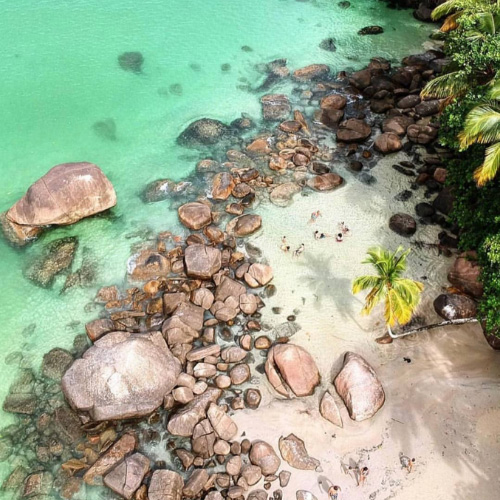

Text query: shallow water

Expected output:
[0,0,432,493]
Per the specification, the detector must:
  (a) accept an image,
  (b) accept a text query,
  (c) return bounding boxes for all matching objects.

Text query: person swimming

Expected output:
[336,233,343,242]
[309,210,322,223]
[314,231,327,240]
[280,236,290,252]
[293,243,305,257]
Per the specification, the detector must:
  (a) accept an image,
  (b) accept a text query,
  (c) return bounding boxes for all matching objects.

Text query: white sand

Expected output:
[232,154,500,499]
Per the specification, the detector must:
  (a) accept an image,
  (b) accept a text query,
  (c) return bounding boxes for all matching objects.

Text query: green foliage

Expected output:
[433,1,500,337]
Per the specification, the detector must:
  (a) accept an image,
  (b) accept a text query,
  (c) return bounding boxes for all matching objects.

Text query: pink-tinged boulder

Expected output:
[207,403,238,440]
[265,344,320,398]
[306,173,343,192]
[293,64,330,82]
[148,470,184,500]
[447,252,483,298]
[84,433,137,485]
[249,440,281,474]
[103,453,150,500]
[212,172,235,200]
[279,433,320,471]
[178,202,212,230]
[336,119,371,143]
[320,94,347,110]
[184,244,221,279]
[382,116,414,136]
[183,469,209,498]
[246,263,273,286]
[62,331,181,421]
[226,214,262,237]
[319,391,343,428]
[334,352,385,421]
[6,162,116,231]
[374,133,402,154]
[167,388,222,437]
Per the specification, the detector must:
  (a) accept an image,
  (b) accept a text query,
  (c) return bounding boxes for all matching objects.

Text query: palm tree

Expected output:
[458,82,500,186]
[352,247,424,338]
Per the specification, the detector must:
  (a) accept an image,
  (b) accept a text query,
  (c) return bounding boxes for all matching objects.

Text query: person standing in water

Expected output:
[293,243,305,257]
[328,485,341,500]
[309,210,322,223]
[359,466,369,486]
[280,236,290,252]
[336,233,343,242]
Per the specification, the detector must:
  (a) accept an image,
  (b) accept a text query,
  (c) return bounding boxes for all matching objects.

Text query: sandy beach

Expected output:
[230,151,500,499]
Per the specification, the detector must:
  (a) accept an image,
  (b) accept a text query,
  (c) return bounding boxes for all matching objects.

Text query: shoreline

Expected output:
[2,31,499,500]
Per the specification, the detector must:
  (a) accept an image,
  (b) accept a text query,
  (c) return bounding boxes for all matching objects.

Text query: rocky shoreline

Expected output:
[0,30,486,500]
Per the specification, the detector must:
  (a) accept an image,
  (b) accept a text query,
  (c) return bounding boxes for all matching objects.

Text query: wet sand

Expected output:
[232,151,500,499]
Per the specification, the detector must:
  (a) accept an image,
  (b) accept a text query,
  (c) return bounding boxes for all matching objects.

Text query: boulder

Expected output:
[337,119,371,143]
[334,352,385,421]
[103,453,150,500]
[178,202,212,230]
[118,52,144,73]
[207,403,238,440]
[374,133,402,154]
[358,26,384,35]
[447,252,483,298]
[84,433,137,486]
[184,244,222,279]
[247,263,273,286]
[432,187,454,216]
[85,318,115,342]
[349,69,371,90]
[319,37,337,52]
[293,64,330,82]
[241,465,262,486]
[397,94,421,109]
[148,470,184,500]
[407,123,438,145]
[296,491,318,500]
[183,469,209,498]
[389,213,417,236]
[433,294,477,320]
[226,214,262,236]
[278,434,320,470]
[319,391,343,428]
[62,331,181,421]
[248,490,268,500]
[249,441,281,474]
[177,118,232,147]
[306,173,343,192]
[191,288,215,309]
[167,388,222,437]
[41,348,73,380]
[6,163,116,236]
[320,94,347,110]
[270,182,301,207]
[192,419,216,458]
[212,172,236,200]
[128,249,170,281]
[25,236,78,287]
[265,344,320,397]
[215,276,246,302]
[261,94,291,121]
[415,100,441,117]
[245,388,262,409]
[382,116,414,136]
[0,212,42,246]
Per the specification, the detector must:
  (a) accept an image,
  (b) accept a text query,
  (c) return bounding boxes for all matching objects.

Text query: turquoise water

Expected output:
[0,0,431,492]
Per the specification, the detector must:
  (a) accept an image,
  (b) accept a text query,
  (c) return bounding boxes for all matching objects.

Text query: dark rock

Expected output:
[41,348,73,380]
[432,187,454,215]
[261,94,291,121]
[415,202,435,217]
[177,119,232,147]
[337,119,371,143]
[433,294,477,321]
[118,52,144,73]
[358,26,384,35]
[104,453,150,500]
[415,100,441,117]
[319,38,336,52]
[389,213,417,236]
[448,252,483,298]
[374,133,402,154]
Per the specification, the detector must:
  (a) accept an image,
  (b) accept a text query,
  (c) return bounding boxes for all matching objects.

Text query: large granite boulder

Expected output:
[306,173,343,192]
[374,133,402,154]
[148,470,184,500]
[433,293,477,320]
[178,202,212,230]
[212,172,235,200]
[278,433,320,470]
[336,119,371,143]
[103,453,150,500]
[167,388,222,437]
[62,331,181,421]
[265,344,320,397]
[177,118,232,147]
[226,214,262,236]
[334,352,385,421]
[249,441,281,475]
[5,163,116,242]
[270,182,301,207]
[447,252,483,298]
[184,244,222,280]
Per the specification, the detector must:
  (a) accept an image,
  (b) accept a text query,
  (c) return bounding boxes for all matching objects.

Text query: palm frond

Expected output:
[459,104,500,148]
[431,0,462,21]
[488,78,500,100]
[392,278,424,309]
[474,141,500,186]
[361,284,385,317]
[421,71,469,100]
[352,275,381,295]
[477,12,496,35]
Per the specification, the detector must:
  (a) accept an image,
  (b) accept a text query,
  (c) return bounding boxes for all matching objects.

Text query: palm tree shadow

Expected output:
[294,252,364,328]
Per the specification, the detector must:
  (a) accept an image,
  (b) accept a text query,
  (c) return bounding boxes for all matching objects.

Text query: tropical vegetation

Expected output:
[425,0,500,339]
[352,247,424,338]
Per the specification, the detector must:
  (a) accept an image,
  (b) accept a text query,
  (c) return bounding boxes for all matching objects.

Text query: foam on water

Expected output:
[0,0,432,490]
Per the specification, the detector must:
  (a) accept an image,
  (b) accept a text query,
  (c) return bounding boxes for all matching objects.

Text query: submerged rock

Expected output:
[41,348,73,380]
[118,51,144,73]
[104,453,150,499]
[92,118,117,141]
[334,352,385,421]
[261,94,291,121]
[177,118,232,147]
[148,470,184,500]
[178,202,212,230]
[358,26,384,35]
[62,331,181,421]
[25,237,78,287]
[319,37,337,52]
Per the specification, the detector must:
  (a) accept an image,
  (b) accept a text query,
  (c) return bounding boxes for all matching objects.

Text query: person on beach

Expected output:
[339,222,350,235]
[280,236,290,252]
[314,230,327,240]
[359,466,369,486]
[309,210,322,223]
[400,453,415,473]
[328,485,341,500]
[336,233,343,242]
[293,243,305,257]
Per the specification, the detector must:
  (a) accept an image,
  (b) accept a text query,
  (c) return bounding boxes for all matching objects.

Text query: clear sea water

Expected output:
[0,0,432,493]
